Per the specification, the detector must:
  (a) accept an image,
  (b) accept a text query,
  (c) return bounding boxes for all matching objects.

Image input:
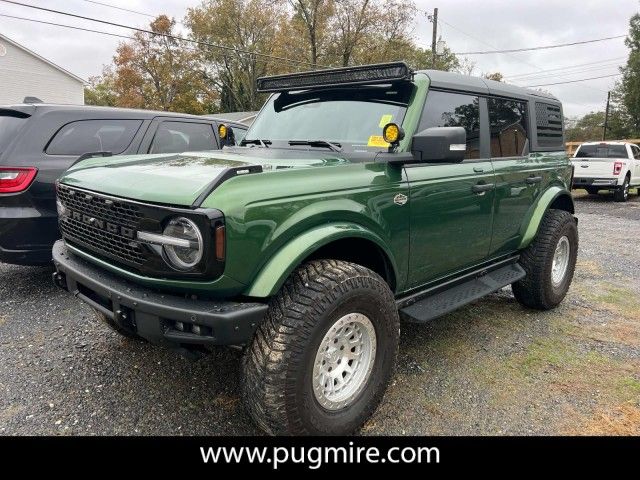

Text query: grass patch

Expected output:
[615,377,640,400]
[586,283,640,318]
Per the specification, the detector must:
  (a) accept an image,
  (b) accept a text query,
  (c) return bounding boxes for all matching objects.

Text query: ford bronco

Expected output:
[52,63,578,435]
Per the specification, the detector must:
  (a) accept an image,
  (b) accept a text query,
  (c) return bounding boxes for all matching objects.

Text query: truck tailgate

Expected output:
[572,157,618,177]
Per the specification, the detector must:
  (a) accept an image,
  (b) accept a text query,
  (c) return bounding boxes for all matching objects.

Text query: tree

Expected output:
[84,70,117,107]
[288,0,334,67]
[614,13,640,136]
[100,15,213,114]
[186,0,287,111]
[564,111,606,142]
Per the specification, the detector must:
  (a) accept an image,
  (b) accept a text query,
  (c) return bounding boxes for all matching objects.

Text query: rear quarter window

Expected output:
[0,112,30,154]
[45,119,143,156]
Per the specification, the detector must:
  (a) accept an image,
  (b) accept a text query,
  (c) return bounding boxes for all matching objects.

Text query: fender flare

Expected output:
[243,222,398,298]
[518,186,574,249]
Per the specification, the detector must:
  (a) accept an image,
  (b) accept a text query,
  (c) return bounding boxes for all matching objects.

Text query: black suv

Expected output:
[0,104,247,266]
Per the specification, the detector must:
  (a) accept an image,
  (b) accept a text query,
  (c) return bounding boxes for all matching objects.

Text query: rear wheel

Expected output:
[242,260,399,435]
[614,175,630,202]
[512,209,578,310]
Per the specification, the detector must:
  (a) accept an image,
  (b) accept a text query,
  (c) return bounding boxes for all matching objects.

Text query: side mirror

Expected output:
[411,126,466,163]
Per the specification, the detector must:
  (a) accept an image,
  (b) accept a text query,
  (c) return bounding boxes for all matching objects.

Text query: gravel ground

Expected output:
[1,189,639,435]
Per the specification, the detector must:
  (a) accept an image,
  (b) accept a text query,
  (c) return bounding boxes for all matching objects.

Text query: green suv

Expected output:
[52,63,578,435]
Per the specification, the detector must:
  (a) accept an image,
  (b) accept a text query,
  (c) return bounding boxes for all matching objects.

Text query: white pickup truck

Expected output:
[571,141,640,202]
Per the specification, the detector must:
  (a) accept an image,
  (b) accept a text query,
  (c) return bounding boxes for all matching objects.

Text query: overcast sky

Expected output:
[0,0,637,117]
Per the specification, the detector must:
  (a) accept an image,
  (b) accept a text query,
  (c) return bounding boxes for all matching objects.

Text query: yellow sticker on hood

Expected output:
[368,135,390,148]
[378,114,393,128]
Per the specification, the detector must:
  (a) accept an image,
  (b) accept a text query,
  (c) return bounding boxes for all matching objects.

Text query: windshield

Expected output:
[246,84,413,152]
[0,113,29,155]
[575,144,628,159]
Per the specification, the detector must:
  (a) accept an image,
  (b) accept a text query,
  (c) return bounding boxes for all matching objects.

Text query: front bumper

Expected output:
[52,240,268,348]
[572,177,619,188]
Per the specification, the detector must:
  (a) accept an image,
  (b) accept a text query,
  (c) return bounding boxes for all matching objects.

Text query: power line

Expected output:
[79,0,155,19]
[0,0,325,68]
[452,34,626,55]
[79,0,186,26]
[0,12,136,41]
[509,63,623,83]
[524,73,622,87]
[504,57,626,80]
[430,13,607,93]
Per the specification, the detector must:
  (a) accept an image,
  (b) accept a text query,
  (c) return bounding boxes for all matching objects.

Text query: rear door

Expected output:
[486,96,542,256]
[405,89,496,288]
[140,118,219,154]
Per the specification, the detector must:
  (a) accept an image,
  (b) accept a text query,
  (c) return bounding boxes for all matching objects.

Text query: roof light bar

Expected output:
[256,62,413,92]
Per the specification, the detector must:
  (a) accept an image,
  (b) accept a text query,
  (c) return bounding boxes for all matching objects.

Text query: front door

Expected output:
[406,90,495,288]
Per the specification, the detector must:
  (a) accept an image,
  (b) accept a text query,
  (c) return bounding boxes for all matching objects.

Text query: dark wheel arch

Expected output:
[303,237,397,292]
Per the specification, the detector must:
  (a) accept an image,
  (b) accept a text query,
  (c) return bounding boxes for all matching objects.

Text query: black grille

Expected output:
[58,185,146,266]
[57,186,143,228]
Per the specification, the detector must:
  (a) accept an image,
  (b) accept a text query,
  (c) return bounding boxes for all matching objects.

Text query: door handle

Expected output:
[473,166,484,173]
[526,175,543,184]
[472,182,494,194]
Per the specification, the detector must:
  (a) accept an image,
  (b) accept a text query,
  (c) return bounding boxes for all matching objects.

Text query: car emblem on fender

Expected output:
[394,193,408,206]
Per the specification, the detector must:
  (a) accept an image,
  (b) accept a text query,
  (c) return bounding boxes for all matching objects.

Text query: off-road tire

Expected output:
[585,186,599,195]
[93,308,139,339]
[614,175,630,202]
[512,209,578,310]
[242,260,399,435]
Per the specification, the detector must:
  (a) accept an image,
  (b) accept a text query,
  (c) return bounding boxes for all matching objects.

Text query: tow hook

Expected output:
[52,271,67,290]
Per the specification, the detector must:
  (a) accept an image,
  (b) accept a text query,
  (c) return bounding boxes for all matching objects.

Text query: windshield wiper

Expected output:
[240,138,271,147]
[288,140,343,152]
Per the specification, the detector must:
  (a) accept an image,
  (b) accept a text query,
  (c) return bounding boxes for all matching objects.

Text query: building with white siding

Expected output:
[0,32,85,105]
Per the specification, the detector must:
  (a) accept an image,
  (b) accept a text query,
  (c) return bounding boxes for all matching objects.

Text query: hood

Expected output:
[60,149,347,206]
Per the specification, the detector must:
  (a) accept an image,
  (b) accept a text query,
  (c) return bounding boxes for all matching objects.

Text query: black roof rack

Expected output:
[256,62,413,93]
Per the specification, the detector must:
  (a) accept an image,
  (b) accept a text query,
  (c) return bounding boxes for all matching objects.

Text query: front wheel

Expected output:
[242,260,399,435]
[512,209,578,310]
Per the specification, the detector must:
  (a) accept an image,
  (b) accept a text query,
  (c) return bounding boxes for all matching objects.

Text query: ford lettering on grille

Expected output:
[57,185,146,266]
[67,209,136,239]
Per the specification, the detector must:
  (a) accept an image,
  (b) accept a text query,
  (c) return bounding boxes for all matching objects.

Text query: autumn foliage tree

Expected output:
[87,1,465,113]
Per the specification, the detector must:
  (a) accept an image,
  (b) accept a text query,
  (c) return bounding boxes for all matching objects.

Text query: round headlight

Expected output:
[162,217,203,271]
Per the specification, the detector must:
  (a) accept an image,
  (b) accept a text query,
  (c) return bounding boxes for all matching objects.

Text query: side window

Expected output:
[419,90,480,159]
[233,127,247,144]
[632,145,640,159]
[488,98,528,158]
[46,119,142,155]
[149,122,217,154]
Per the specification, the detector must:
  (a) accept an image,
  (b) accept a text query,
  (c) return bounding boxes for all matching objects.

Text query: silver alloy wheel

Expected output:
[551,236,570,287]
[312,313,377,411]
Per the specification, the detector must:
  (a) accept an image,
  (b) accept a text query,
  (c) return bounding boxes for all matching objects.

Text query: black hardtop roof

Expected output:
[0,103,246,126]
[417,69,559,103]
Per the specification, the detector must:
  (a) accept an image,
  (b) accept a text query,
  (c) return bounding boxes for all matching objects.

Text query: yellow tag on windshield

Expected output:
[378,114,393,128]
[368,135,390,148]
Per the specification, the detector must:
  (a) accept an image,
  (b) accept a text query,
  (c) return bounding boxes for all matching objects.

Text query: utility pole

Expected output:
[430,8,438,69]
[603,90,611,141]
